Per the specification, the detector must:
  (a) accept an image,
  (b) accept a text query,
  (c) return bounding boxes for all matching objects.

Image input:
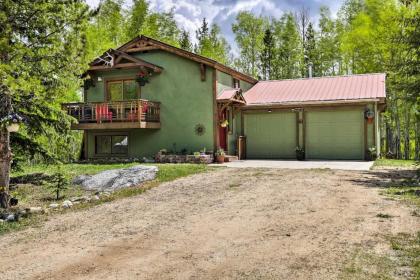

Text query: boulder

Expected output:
[62,200,73,208]
[6,214,17,222]
[49,203,59,209]
[72,165,158,192]
[27,207,43,214]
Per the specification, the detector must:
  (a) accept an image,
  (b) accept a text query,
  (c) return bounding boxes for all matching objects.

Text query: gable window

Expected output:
[107,79,138,101]
[233,78,240,88]
[95,135,128,155]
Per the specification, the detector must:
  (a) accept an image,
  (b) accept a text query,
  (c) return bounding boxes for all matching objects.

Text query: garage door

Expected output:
[244,112,296,159]
[305,110,364,160]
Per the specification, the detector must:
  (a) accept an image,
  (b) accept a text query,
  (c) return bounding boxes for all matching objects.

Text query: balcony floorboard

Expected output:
[72,121,160,130]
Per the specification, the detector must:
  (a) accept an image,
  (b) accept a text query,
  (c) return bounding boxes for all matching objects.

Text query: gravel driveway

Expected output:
[0,168,418,280]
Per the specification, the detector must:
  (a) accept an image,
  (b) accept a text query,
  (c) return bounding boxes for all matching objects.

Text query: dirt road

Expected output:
[0,168,418,279]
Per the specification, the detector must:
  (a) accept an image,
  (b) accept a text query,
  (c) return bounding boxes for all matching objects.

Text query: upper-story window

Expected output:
[107,79,138,101]
[233,78,240,89]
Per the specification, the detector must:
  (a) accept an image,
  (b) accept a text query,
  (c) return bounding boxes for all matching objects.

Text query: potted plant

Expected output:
[1,113,23,133]
[220,119,229,128]
[136,71,150,86]
[365,109,375,124]
[367,147,377,161]
[296,146,305,161]
[215,148,225,163]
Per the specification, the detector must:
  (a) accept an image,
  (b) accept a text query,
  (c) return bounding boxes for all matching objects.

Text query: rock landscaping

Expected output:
[155,153,213,164]
[72,165,158,192]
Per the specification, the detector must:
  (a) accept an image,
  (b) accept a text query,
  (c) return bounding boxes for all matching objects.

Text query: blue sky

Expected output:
[86,0,342,51]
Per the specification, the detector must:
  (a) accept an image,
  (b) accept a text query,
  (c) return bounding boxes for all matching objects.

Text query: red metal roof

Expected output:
[244,73,386,105]
[217,89,239,101]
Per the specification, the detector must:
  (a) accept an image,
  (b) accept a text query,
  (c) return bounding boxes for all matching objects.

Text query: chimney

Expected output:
[308,62,313,78]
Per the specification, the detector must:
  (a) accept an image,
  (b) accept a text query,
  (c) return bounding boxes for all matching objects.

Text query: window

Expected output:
[95,135,128,155]
[107,79,138,101]
[233,78,240,88]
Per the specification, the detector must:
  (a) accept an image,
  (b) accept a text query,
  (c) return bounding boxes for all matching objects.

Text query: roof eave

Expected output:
[244,98,384,108]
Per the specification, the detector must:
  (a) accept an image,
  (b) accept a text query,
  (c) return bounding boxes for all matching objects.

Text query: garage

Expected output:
[305,110,364,160]
[244,112,296,159]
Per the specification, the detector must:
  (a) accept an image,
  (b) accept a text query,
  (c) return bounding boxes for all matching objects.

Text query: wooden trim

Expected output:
[295,111,299,149]
[200,64,206,81]
[72,121,160,130]
[364,118,368,160]
[126,46,160,53]
[243,99,381,109]
[213,68,219,151]
[240,110,244,136]
[92,131,129,158]
[117,36,257,84]
[104,77,140,101]
[302,110,306,156]
[83,130,88,160]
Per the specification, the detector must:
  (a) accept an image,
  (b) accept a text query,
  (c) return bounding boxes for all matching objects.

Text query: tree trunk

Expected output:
[0,129,11,208]
[415,118,420,160]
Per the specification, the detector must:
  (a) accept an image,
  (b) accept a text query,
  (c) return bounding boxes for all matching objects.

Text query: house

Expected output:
[63,35,386,161]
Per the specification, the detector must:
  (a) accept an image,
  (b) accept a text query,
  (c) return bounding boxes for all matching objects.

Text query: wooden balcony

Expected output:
[62,99,161,130]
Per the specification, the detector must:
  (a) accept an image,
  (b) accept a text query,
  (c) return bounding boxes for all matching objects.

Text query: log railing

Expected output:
[62,100,160,124]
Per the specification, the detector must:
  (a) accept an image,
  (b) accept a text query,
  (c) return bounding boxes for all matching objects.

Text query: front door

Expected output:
[218,108,227,151]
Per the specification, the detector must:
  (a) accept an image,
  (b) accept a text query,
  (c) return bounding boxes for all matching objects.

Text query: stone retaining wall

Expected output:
[155,154,214,164]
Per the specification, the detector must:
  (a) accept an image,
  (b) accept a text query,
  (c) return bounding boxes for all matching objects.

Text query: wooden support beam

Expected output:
[200,64,206,81]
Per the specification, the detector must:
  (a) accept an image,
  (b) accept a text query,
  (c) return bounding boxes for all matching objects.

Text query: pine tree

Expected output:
[179,30,192,52]
[260,28,275,80]
[304,22,317,77]
[0,0,90,207]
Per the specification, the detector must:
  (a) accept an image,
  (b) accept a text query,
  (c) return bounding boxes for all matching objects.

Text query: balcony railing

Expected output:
[62,99,160,127]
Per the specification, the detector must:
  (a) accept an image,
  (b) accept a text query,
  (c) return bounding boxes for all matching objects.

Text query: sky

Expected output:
[86,0,343,52]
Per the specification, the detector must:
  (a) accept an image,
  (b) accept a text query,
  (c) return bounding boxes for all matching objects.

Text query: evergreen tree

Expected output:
[179,30,192,52]
[304,22,317,77]
[0,0,91,206]
[260,28,275,80]
[195,19,230,64]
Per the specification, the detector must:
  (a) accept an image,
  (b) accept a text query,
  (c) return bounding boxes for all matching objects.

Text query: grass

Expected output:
[373,159,418,169]
[381,186,420,208]
[1,163,210,235]
[342,167,420,279]
[341,248,395,280]
[342,233,420,280]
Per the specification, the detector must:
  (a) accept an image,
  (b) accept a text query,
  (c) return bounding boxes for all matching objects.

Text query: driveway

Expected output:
[211,159,374,170]
[0,168,417,279]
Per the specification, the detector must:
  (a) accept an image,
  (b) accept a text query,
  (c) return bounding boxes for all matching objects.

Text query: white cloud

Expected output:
[85,0,344,52]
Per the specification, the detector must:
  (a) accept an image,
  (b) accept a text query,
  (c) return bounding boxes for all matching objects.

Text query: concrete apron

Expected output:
[210,160,374,171]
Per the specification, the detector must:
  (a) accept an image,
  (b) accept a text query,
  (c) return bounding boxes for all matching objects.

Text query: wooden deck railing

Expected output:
[62,99,160,124]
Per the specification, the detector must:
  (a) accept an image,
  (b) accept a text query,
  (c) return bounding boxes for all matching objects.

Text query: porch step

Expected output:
[224,155,239,162]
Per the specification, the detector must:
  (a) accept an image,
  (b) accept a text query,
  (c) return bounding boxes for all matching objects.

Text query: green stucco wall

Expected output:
[85,50,215,159]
